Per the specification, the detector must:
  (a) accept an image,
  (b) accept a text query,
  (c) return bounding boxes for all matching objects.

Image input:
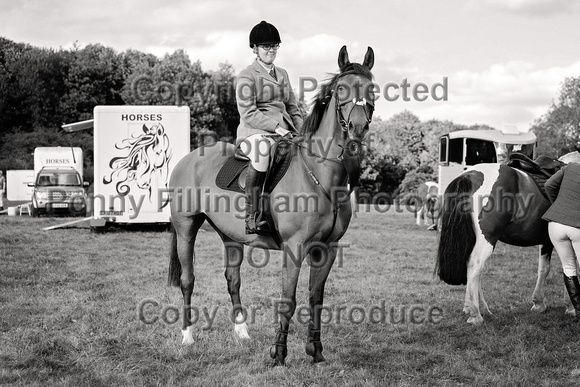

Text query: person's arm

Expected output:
[544,167,565,203]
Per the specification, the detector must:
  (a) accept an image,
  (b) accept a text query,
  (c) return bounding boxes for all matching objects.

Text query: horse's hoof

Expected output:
[181,336,194,345]
[234,323,250,340]
[564,306,577,317]
[466,316,483,325]
[181,327,195,345]
[531,304,547,313]
[311,354,326,365]
[305,343,315,356]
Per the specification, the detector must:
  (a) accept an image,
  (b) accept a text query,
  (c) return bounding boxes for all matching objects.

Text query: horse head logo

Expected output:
[103,123,172,200]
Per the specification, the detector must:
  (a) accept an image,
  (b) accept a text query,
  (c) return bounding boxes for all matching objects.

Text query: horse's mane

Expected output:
[301,63,373,136]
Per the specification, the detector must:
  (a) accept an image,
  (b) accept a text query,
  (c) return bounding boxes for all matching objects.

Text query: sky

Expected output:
[2,0,580,132]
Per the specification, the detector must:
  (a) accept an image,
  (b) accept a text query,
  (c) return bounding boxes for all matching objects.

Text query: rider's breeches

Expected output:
[239,134,275,172]
[549,221,580,277]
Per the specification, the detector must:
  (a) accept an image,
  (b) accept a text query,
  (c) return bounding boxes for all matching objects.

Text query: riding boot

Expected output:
[563,274,580,318]
[245,165,271,235]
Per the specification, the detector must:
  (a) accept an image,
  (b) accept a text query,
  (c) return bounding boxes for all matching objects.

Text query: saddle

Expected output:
[506,152,565,196]
[215,137,294,193]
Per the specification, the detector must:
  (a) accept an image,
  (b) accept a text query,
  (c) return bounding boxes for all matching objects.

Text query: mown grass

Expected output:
[1,209,579,386]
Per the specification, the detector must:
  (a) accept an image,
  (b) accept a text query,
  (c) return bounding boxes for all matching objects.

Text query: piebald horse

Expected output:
[414,181,439,230]
[436,152,580,324]
[167,46,375,365]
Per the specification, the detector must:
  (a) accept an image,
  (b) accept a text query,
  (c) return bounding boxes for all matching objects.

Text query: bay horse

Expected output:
[436,152,580,324]
[167,46,375,365]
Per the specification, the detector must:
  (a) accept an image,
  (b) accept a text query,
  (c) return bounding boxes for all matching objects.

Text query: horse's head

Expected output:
[135,123,172,190]
[335,46,375,144]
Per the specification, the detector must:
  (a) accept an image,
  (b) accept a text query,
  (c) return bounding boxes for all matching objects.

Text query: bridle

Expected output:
[333,71,374,160]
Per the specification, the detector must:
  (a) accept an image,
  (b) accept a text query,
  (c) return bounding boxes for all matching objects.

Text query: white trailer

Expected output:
[438,128,537,194]
[33,147,83,179]
[91,105,190,227]
[7,170,35,201]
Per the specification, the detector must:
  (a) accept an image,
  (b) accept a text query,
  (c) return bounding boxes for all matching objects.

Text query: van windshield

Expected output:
[37,173,81,186]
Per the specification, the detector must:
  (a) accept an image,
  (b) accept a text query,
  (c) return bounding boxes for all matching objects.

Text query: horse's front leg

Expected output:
[305,243,337,364]
[270,239,305,366]
[178,236,196,345]
[531,245,551,313]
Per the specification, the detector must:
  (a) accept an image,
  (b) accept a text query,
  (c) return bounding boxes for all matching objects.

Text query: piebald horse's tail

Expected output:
[436,174,477,285]
[167,224,181,287]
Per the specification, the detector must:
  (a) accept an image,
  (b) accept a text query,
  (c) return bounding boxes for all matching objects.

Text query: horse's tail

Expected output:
[436,174,476,285]
[167,223,182,287]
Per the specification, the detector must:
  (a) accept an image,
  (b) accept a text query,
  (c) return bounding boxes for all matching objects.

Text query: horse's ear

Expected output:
[142,124,148,133]
[338,45,350,71]
[363,46,374,70]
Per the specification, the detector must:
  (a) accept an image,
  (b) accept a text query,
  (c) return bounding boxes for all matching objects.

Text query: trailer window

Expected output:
[448,138,464,164]
[465,139,496,165]
[507,143,535,159]
[439,136,449,164]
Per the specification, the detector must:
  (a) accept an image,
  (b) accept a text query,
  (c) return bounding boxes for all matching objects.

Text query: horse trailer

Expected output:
[438,128,537,194]
[63,105,191,230]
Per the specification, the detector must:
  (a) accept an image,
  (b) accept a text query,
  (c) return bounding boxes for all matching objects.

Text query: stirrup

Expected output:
[245,213,271,236]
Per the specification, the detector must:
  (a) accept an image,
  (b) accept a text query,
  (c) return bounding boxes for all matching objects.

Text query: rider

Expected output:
[543,162,580,318]
[235,21,303,235]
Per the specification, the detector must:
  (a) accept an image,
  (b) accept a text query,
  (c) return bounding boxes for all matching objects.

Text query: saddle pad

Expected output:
[215,157,248,193]
[215,149,294,194]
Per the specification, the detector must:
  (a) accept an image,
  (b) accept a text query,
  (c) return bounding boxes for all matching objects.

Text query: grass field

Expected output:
[1,208,579,386]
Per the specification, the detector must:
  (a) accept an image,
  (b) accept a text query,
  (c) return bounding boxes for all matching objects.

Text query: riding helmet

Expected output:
[249,21,281,47]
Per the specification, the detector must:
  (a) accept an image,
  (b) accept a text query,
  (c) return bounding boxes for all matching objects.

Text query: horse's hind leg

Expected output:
[222,237,250,339]
[531,245,551,313]
[463,238,494,325]
[171,214,206,345]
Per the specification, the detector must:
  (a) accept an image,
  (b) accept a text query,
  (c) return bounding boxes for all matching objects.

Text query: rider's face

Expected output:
[257,45,277,65]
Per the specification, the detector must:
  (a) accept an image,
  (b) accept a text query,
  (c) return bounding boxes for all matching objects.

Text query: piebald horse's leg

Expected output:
[416,206,423,226]
[463,237,494,325]
[270,238,306,366]
[531,245,551,313]
[222,238,250,339]
[305,243,337,364]
[176,215,206,345]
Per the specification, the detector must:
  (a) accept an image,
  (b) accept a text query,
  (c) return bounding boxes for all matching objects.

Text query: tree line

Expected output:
[0,36,578,200]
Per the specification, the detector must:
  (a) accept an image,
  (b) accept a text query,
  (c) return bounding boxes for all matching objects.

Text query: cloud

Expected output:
[378,60,580,130]
[468,0,579,16]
